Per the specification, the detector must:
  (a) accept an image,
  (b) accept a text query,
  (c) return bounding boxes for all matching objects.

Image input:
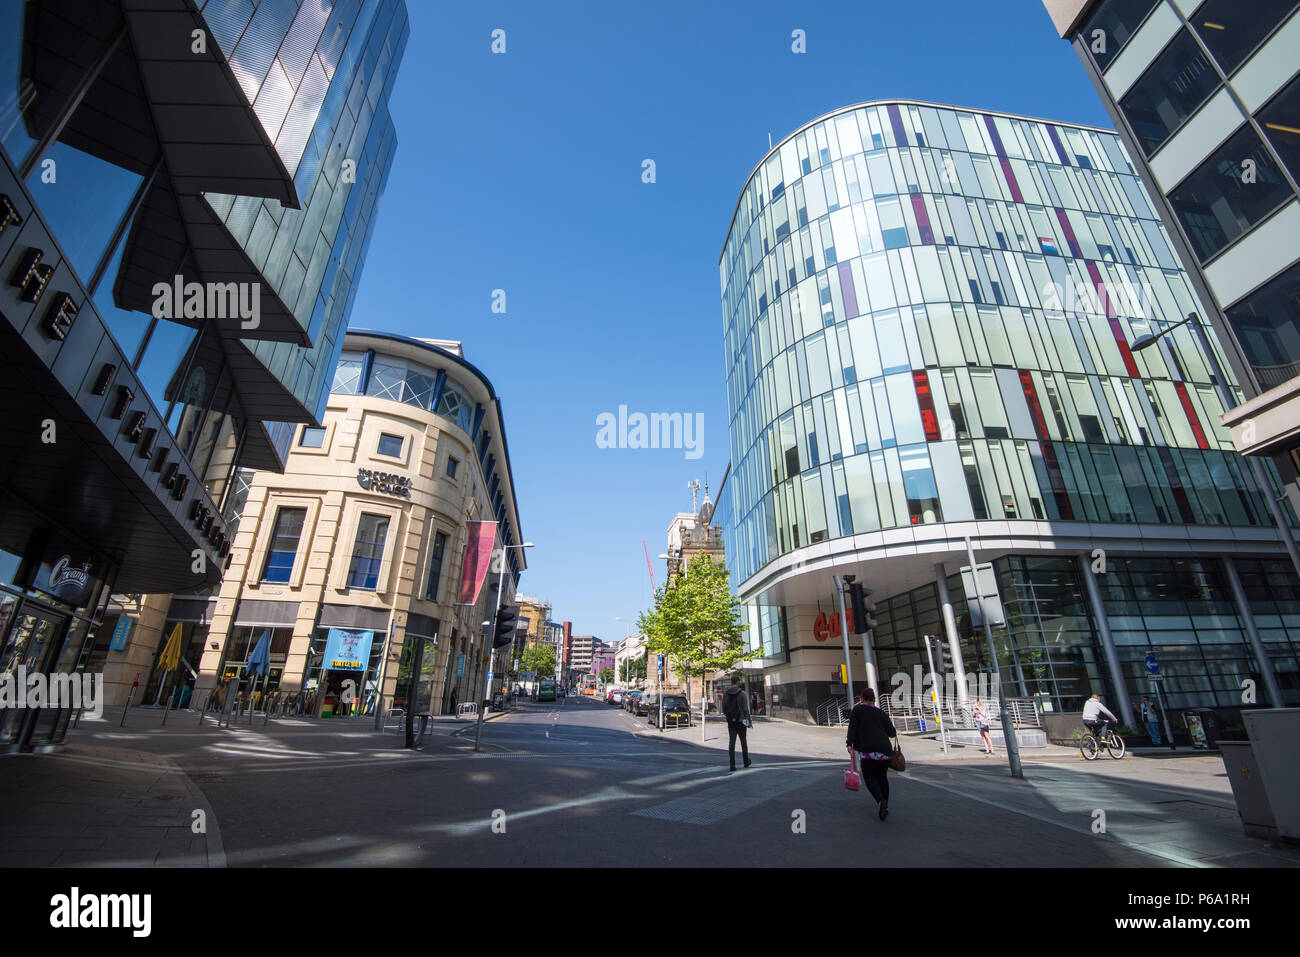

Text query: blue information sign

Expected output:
[1144,654,1159,675]
[109,616,135,651]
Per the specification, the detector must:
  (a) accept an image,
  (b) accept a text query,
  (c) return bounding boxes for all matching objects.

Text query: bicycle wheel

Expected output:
[1080,733,1100,760]
[1106,733,1126,759]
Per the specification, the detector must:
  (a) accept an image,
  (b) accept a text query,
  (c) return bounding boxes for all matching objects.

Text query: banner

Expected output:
[457,521,498,605]
[322,628,374,671]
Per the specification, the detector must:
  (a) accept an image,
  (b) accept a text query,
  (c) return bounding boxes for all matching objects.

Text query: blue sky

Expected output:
[351,0,1113,644]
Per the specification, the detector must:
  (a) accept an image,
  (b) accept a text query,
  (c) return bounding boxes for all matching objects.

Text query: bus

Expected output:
[537,679,557,702]
[581,675,599,696]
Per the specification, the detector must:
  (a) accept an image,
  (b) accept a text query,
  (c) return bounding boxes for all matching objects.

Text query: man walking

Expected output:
[1140,695,1161,745]
[722,676,752,772]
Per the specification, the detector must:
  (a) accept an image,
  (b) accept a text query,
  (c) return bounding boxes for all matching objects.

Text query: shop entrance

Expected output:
[0,598,70,750]
[321,669,363,717]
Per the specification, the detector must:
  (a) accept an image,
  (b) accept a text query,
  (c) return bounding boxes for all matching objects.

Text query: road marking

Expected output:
[632,772,813,826]
[905,770,1207,868]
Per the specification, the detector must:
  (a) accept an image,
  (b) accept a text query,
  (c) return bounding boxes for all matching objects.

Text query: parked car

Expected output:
[623,690,642,712]
[631,692,651,716]
[605,687,622,704]
[646,693,692,727]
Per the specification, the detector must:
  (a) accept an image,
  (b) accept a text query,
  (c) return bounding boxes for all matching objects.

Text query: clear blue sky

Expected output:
[350,0,1112,643]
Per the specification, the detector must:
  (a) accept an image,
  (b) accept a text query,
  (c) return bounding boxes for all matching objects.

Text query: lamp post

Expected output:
[1132,313,1300,581]
[474,541,534,752]
[1133,313,1294,709]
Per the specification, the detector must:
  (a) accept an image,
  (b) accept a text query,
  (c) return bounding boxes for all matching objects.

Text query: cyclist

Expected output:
[1082,693,1118,741]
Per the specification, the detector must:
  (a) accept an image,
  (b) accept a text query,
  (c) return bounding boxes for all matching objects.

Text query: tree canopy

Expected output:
[637,553,750,701]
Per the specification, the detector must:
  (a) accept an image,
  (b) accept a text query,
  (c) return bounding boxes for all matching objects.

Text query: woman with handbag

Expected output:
[845,687,899,820]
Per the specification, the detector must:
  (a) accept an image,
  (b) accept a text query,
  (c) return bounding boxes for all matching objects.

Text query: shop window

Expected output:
[261,507,306,583]
[347,514,390,590]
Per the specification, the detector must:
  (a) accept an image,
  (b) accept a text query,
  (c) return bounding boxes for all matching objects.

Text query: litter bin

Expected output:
[1219,741,1275,839]
[1182,708,1218,749]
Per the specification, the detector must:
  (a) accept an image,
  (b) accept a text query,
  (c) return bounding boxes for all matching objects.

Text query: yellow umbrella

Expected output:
[155,624,184,711]
[158,623,183,671]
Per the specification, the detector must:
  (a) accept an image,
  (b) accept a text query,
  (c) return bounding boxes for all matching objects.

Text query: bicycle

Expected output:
[1079,724,1126,760]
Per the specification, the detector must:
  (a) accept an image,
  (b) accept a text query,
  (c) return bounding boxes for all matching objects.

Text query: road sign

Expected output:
[1150,674,1164,682]
[1144,654,1159,675]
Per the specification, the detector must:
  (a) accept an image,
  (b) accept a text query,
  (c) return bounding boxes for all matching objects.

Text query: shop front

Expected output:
[0,533,114,753]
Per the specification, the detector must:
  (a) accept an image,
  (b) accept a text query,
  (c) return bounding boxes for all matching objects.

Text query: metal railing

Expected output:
[814,697,850,726]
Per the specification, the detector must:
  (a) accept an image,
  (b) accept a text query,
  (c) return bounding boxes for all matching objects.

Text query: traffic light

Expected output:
[492,604,519,648]
[847,582,877,634]
[937,642,951,674]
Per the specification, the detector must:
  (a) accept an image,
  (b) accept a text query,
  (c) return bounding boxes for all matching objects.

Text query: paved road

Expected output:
[19,694,1292,868]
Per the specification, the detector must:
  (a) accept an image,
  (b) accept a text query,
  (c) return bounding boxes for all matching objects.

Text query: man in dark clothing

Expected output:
[722,676,752,771]
[846,687,897,820]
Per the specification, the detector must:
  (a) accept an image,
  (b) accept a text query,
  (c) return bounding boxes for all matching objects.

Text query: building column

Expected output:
[934,563,968,709]
[1078,554,1134,727]
[1221,555,1285,708]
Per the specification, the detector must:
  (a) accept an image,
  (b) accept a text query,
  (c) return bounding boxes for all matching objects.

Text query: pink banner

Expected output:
[457,521,498,605]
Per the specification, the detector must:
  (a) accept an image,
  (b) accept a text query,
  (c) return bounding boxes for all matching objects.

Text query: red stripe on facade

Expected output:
[914,369,941,440]
[1173,381,1210,450]
[1019,369,1074,520]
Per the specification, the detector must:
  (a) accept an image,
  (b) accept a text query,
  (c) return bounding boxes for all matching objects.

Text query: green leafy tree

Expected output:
[619,656,647,684]
[598,667,614,684]
[638,553,750,708]
[520,643,556,679]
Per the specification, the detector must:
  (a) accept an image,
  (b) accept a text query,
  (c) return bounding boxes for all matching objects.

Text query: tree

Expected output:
[638,553,750,709]
[520,643,556,679]
[619,656,647,684]
[598,667,614,684]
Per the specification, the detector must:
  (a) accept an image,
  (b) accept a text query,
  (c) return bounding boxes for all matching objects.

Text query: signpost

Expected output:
[1144,652,1176,751]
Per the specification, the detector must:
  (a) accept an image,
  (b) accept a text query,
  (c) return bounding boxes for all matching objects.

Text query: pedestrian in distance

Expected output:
[722,676,752,772]
[1140,695,1162,745]
[846,687,897,820]
[972,697,994,755]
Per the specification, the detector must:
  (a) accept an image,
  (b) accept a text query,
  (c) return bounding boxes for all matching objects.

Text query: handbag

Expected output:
[889,741,906,772]
[844,752,861,791]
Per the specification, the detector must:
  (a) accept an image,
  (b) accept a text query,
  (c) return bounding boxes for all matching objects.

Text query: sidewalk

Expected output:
[0,742,225,868]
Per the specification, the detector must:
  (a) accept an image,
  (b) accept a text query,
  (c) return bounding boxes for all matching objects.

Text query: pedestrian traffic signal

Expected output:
[847,582,877,634]
[492,605,519,648]
[937,642,951,674]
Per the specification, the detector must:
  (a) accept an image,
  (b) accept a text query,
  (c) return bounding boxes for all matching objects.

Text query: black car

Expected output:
[645,693,692,728]
[630,692,651,716]
[623,690,642,713]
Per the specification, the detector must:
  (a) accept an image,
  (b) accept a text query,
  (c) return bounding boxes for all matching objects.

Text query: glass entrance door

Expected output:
[0,601,70,749]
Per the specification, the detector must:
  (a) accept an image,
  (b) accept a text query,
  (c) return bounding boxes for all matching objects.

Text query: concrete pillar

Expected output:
[935,563,969,709]
[1078,554,1134,727]
[1221,555,1285,708]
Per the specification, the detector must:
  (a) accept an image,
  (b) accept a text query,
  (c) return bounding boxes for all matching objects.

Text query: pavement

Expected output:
[1,695,1296,868]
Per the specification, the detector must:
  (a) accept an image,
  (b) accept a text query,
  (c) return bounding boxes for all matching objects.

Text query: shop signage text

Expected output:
[813,608,855,642]
[357,468,411,498]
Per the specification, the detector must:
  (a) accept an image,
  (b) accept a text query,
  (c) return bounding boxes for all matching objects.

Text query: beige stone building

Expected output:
[97,331,526,717]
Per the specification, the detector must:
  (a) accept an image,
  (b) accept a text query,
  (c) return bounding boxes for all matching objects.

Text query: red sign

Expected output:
[813,608,855,641]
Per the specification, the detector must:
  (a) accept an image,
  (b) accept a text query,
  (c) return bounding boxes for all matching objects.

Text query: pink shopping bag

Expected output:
[844,753,861,791]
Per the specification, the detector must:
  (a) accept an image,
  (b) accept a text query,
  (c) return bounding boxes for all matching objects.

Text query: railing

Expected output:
[814,697,850,726]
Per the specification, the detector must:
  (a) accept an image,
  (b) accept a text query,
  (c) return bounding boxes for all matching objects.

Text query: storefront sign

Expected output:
[813,609,855,641]
[356,468,411,498]
[32,553,98,607]
[321,628,374,671]
[109,616,136,651]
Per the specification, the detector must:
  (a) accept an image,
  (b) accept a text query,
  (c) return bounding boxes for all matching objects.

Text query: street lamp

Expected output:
[1130,313,1300,582]
[474,541,534,752]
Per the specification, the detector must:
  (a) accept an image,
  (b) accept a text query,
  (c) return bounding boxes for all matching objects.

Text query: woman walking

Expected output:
[846,687,898,820]
[972,697,994,755]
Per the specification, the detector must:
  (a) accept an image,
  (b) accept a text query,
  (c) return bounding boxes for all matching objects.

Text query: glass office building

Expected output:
[1043,1,1300,544]
[0,0,407,750]
[716,100,1300,725]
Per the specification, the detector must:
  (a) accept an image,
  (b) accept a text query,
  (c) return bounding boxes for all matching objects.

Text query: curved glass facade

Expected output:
[720,101,1283,586]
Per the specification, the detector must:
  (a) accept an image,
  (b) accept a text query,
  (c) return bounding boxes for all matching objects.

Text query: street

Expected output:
[2,695,1294,869]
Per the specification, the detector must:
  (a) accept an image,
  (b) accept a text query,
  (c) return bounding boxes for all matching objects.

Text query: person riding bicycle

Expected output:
[1082,693,1118,739]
